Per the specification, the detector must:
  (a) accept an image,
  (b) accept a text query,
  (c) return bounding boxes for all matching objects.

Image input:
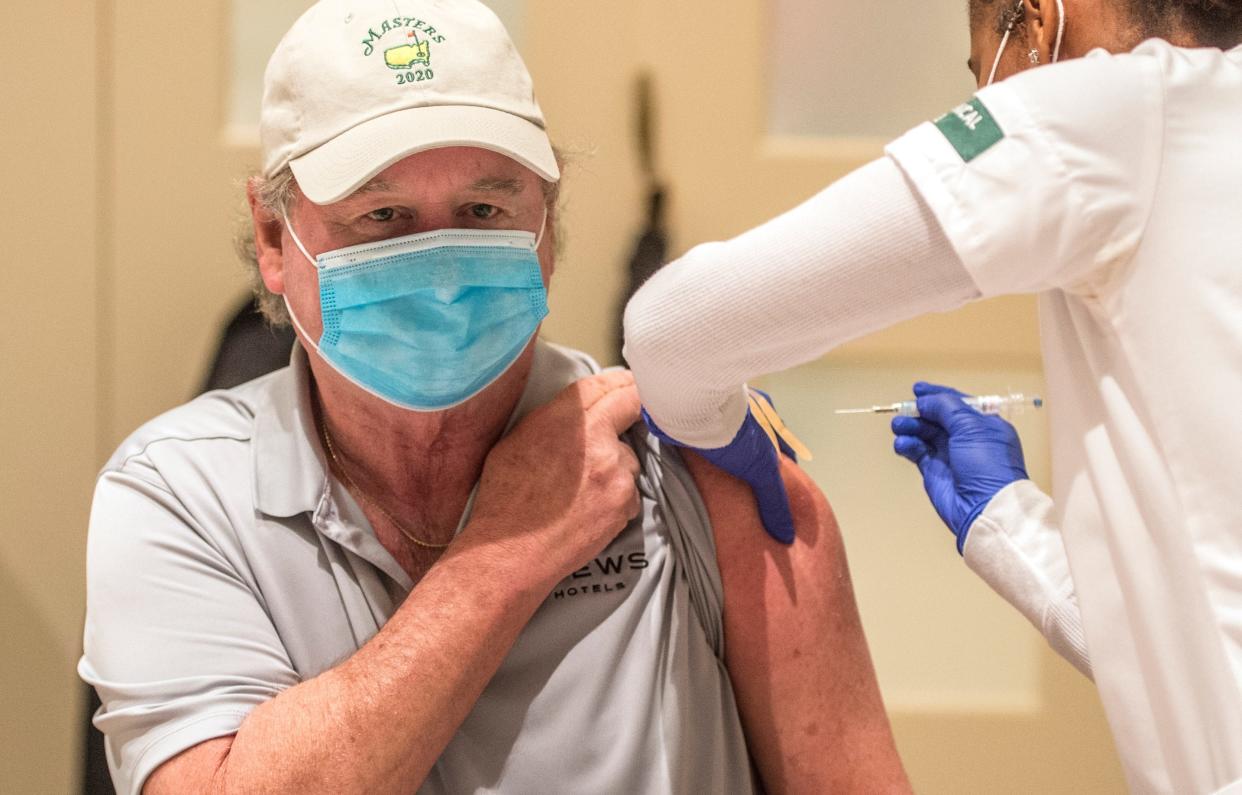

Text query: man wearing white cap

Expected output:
[79,2,909,792]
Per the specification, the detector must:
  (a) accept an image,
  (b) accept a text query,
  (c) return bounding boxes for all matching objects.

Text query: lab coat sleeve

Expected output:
[623,158,980,448]
[886,49,1164,297]
[963,479,1092,678]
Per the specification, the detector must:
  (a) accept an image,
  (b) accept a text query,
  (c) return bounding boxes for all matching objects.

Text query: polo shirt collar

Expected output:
[252,344,331,518]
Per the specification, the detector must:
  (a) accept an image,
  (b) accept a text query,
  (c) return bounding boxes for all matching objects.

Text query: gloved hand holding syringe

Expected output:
[874,383,1041,555]
[836,392,1043,418]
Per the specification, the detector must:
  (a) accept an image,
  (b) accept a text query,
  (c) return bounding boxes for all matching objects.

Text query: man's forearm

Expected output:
[209,531,550,793]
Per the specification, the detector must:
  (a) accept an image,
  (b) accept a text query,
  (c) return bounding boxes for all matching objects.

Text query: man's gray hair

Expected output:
[235,168,299,325]
[236,148,567,327]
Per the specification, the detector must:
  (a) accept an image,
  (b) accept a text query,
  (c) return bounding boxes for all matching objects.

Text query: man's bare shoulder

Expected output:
[681,451,841,568]
[680,451,911,793]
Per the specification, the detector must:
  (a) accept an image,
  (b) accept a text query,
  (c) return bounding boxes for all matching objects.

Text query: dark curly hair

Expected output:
[1135,0,1242,46]
[970,0,1242,48]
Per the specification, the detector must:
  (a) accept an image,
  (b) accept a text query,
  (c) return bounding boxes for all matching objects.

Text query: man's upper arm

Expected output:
[684,453,910,794]
[82,468,298,794]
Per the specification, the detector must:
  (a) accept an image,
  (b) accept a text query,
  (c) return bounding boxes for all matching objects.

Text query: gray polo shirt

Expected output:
[80,340,755,794]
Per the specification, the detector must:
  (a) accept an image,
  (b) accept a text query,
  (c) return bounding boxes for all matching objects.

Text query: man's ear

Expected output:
[247,177,287,296]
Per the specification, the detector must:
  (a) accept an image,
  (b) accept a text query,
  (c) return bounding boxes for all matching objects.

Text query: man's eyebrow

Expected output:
[352,179,397,196]
[343,176,526,202]
[469,176,525,195]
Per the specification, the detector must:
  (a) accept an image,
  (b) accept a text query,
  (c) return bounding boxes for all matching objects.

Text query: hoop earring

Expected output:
[1028,48,1041,64]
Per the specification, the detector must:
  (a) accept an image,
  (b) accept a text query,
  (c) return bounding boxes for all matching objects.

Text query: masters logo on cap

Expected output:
[260,0,559,205]
[382,30,433,72]
[356,13,443,75]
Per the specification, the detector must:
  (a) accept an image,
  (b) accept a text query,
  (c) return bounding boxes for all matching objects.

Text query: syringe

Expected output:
[835,393,1044,418]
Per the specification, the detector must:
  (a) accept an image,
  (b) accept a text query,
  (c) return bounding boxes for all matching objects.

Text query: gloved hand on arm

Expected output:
[890,382,1030,554]
[642,389,810,544]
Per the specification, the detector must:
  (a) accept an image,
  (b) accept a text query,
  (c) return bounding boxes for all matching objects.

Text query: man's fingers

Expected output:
[627,492,643,521]
[592,382,643,435]
[619,443,641,478]
[559,369,636,412]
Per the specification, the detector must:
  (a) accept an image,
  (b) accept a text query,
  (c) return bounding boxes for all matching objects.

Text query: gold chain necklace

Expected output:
[317,416,450,550]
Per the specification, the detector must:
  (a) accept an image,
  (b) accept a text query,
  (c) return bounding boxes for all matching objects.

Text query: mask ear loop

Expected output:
[281,211,318,267]
[1052,0,1066,63]
[986,4,1020,86]
[533,207,549,250]
[283,293,323,355]
[989,0,1065,85]
[278,212,325,351]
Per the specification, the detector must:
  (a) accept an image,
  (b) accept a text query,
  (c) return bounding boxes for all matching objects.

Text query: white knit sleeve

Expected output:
[964,480,1092,678]
[622,156,980,447]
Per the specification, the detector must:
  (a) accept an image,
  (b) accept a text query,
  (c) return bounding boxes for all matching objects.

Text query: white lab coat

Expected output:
[887,39,1242,795]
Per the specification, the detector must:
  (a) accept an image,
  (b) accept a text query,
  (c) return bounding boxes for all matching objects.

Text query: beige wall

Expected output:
[2,2,1123,792]
[2,2,99,792]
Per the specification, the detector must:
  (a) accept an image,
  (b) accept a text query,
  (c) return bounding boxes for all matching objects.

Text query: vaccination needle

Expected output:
[836,393,1044,418]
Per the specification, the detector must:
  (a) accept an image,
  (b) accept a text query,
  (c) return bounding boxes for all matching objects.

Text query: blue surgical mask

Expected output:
[283,215,550,411]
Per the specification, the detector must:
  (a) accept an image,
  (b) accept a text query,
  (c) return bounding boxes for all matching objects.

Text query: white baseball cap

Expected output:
[260,0,559,205]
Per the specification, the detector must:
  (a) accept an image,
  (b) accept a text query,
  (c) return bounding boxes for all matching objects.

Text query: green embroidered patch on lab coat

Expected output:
[934,98,1004,162]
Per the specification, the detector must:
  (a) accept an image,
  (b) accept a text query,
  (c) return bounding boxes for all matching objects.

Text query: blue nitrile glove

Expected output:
[642,389,802,544]
[890,382,1029,554]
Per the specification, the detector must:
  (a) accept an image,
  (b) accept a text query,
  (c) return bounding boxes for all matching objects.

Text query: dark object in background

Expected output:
[200,298,298,392]
[82,297,295,794]
[614,71,670,364]
[615,188,668,361]
[82,687,112,794]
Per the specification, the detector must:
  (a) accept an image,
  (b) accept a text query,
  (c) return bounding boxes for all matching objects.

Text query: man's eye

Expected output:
[367,208,396,222]
[469,204,499,220]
